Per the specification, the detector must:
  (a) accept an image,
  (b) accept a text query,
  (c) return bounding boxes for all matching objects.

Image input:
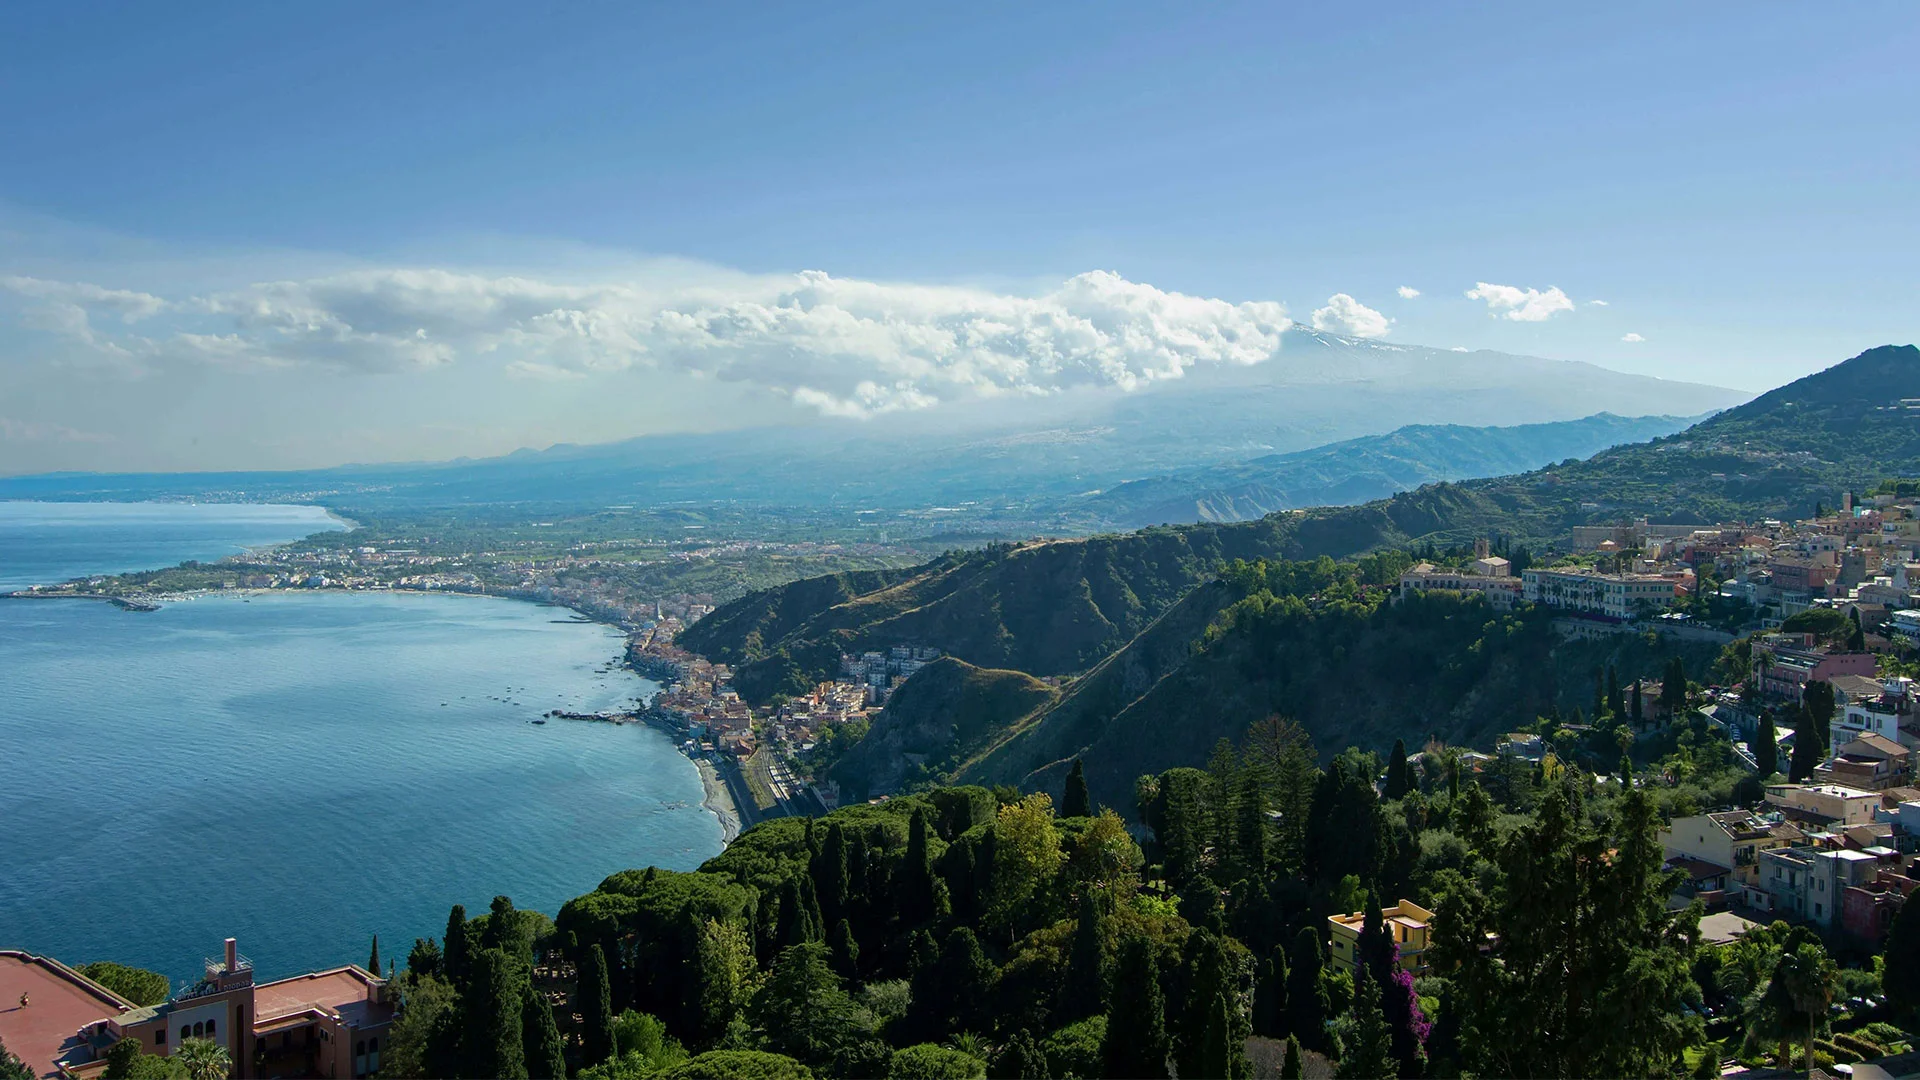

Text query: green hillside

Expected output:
[1078,410,1704,527]
[686,344,1920,741]
[828,657,1057,798]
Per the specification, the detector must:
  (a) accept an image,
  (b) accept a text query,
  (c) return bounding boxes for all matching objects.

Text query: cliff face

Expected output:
[829,658,1056,800]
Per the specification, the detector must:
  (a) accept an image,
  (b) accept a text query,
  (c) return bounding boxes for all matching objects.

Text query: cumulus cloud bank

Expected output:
[1310,293,1391,339]
[1,268,1298,417]
[1465,282,1576,322]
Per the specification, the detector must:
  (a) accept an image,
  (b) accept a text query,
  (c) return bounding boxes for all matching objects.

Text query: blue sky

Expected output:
[1,2,1915,471]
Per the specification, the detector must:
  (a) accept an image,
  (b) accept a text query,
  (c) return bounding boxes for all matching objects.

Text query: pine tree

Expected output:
[1335,966,1396,1079]
[443,905,470,988]
[1064,891,1106,1021]
[1100,936,1171,1080]
[1755,711,1780,778]
[462,948,529,1080]
[368,935,380,976]
[1384,740,1409,800]
[580,943,616,1068]
[1064,758,1093,818]
[521,985,566,1080]
[1232,771,1270,884]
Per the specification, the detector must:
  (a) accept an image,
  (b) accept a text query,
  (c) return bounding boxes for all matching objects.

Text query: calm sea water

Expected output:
[0,501,348,594]
[0,504,722,987]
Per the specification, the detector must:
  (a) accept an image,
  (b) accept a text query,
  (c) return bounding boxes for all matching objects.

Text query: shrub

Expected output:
[656,1050,813,1080]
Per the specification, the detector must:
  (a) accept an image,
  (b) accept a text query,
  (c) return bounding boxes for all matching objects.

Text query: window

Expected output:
[206,1019,215,1038]
[180,1026,190,1042]
[369,1039,377,1053]
[193,1022,204,1037]
[156,1030,166,1047]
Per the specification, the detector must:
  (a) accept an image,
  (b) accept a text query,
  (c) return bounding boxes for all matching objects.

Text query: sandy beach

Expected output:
[697,758,742,844]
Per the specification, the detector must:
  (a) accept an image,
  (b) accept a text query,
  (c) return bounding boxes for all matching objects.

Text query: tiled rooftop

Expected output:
[0,952,131,1079]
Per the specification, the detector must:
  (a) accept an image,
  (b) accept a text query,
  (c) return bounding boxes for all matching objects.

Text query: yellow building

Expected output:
[1328,899,1435,976]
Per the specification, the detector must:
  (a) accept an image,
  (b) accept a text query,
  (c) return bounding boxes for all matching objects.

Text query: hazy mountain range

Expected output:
[0,330,1743,521]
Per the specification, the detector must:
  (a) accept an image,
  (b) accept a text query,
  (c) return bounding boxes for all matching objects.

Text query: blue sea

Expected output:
[0,503,723,987]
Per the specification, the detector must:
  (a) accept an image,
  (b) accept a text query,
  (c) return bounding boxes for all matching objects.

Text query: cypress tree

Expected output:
[1284,928,1329,1051]
[990,1031,1049,1080]
[1850,608,1868,652]
[1662,657,1688,716]
[816,823,849,926]
[1883,888,1920,1021]
[829,918,860,983]
[1100,936,1170,1080]
[1606,662,1624,720]
[368,935,380,976]
[1384,740,1409,801]
[1200,991,1237,1080]
[1755,712,1779,778]
[1064,891,1106,1020]
[900,810,942,927]
[580,943,615,1068]
[1790,705,1822,782]
[1631,680,1645,729]
[1280,1035,1304,1080]
[521,986,566,1080]
[443,905,470,988]
[1805,680,1836,753]
[484,895,518,954]
[1064,758,1093,818]
[461,948,528,1080]
[407,936,442,979]
[1254,944,1289,1038]
[1335,966,1396,1080]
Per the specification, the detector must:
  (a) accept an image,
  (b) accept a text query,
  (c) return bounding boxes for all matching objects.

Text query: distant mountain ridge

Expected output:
[0,328,1744,516]
[1075,411,1704,528]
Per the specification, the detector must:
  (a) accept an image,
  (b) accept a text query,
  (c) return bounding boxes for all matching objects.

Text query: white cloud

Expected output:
[1465,282,1576,322]
[1621,332,1645,343]
[1587,299,1609,307]
[1450,346,1469,352]
[1396,286,1420,299]
[1309,293,1392,339]
[1,268,1298,417]
[0,276,167,321]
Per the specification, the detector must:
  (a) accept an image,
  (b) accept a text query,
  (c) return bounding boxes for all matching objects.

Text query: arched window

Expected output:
[368,1039,377,1053]
[206,1019,216,1037]
[193,1022,204,1037]
[180,1026,190,1042]
[356,1040,366,1056]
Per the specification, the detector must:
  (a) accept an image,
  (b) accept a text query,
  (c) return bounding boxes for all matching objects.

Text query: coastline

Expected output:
[3,513,746,847]
[696,759,742,844]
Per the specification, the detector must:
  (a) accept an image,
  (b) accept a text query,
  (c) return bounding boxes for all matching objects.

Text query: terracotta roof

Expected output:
[252,967,385,1026]
[0,952,131,1079]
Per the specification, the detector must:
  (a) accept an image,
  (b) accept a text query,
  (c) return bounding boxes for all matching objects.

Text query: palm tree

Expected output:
[175,1037,231,1080]
[1778,943,1840,1072]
